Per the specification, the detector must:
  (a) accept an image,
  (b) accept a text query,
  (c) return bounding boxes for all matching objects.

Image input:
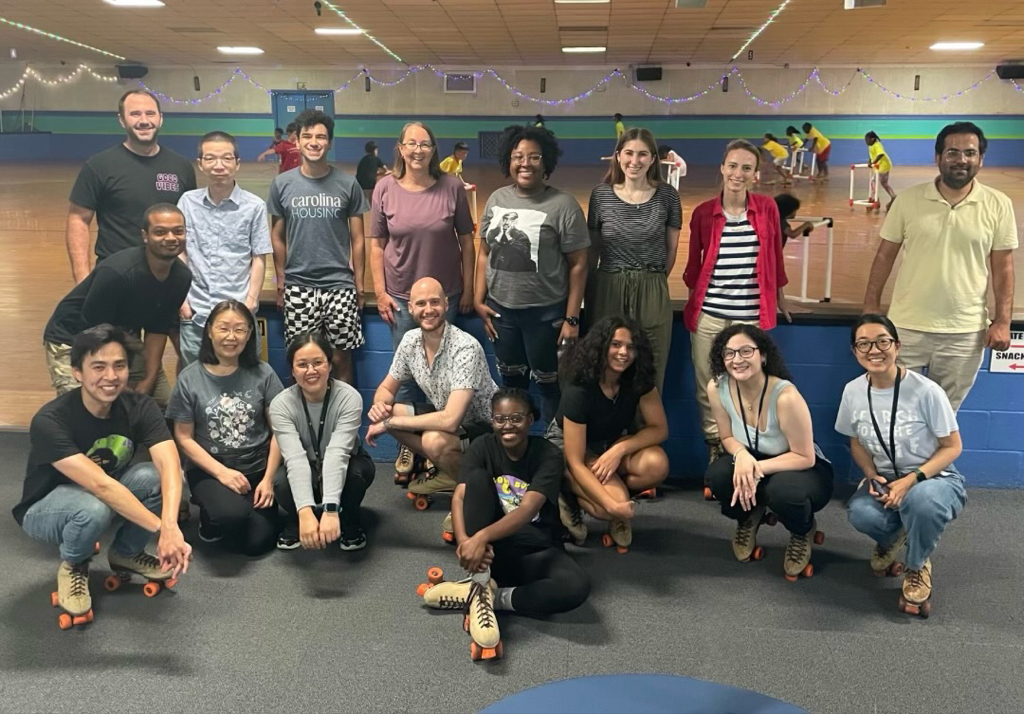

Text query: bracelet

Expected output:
[383,416,393,431]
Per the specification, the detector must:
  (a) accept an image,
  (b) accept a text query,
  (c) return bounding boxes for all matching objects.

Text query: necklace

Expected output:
[620,183,650,209]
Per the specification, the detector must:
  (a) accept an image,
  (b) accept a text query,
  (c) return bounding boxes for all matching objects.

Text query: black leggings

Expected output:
[462,468,589,615]
[273,452,376,539]
[706,454,834,535]
[186,468,280,556]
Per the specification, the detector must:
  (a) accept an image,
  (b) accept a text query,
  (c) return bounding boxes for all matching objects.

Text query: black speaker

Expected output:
[635,66,663,82]
[116,64,149,79]
[996,63,1024,80]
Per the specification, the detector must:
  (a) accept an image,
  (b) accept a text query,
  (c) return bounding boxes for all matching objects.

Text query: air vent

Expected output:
[444,73,477,93]
[675,0,707,6]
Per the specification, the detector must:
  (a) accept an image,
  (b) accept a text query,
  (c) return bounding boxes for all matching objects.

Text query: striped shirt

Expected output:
[587,182,682,273]
[702,209,760,320]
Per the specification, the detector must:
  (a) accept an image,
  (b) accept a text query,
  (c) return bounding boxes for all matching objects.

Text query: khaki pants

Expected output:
[44,340,172,408]
[896,328,986,412]
[690,312,758,441]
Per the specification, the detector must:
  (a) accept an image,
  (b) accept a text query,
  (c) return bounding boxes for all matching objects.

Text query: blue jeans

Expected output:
[389,291,461,405]
[21,462,162,564]
[488,298,564,426]
[847,474,966,570]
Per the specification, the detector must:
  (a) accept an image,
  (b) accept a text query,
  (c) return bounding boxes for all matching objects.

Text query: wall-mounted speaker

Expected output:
[635,66,662,82]
[116,64,149,79]
[995,64,1024,80]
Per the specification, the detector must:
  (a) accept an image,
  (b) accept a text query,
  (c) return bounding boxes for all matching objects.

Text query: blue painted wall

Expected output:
[258,309,1024,488]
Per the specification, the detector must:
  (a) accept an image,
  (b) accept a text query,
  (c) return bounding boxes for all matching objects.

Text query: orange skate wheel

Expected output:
[94,542,101,554]
[616,546,628,554]
[58,613,73,630]
[495,641,504,659]
[427,566,444,584]
[470,641,482,661]
[414,496,430,511]
[920,600,932,618]
[889,562,904,577]
[72,613,90,626]
[802,563,814,578]
[165,578,178,589]
[51,591,60,607]
[764,513,778,527]
[104,575,123,592]
[406,491,416,500]
[463,614,470,633]
[416,582,431,597]
[784,573,798,582]
[441,530,454,544]
[813,531,825,545]
[636,488,656,500]
[601,534,614,548]
[752,546,765,561]
[142,581,161,598]
[84,609,94,623]
[703,487,714,501]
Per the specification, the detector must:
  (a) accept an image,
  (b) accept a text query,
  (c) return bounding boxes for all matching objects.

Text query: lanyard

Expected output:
[299,380,333,480]
[735,376,769,456]
[866,368,901,478]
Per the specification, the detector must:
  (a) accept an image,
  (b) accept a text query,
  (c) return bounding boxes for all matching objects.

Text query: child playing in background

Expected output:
[763,133,791,185]
[865,131,897,210]
[774,193,816,249]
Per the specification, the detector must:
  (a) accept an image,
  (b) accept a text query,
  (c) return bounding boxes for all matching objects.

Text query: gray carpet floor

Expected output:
[0,431,1021,714]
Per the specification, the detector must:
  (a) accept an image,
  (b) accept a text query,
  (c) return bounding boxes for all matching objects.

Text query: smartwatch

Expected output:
[913,469,927,483]
[564,315,580,327]
[323,502,339,513]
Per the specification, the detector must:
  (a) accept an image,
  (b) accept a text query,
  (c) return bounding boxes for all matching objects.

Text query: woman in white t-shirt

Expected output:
[837,314,967,617]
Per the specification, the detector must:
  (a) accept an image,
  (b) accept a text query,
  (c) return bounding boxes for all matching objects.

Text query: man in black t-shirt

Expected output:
[66,90,196,284]
[15,325,192,625]
[417,388,589,657]
[44,203,192,406]
[355,141,389,199]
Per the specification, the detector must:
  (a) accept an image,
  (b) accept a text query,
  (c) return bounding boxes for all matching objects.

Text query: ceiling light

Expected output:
[555,0,610,3]
[103,0,166,6]
[930,41,984,50]
[562,46,606,53]
[217,46,264,55]
[314,27,363,35]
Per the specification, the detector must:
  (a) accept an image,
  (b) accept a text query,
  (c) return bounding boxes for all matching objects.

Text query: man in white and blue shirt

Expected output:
[177,131,272,366]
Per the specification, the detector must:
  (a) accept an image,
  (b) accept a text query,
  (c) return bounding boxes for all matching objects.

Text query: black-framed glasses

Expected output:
[401,141,434,151]
[492,413,527,427]
[722,346,758,360]
[854,338,895,354]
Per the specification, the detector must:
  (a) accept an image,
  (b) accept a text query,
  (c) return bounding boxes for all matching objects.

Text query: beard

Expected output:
[126,124,159,145]
[939,164,977,190]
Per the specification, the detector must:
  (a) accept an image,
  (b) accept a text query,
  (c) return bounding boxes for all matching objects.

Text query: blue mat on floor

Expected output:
[479,673,808,714]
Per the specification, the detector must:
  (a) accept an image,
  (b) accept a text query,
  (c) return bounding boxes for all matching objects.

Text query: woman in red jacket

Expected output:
[683,139,791,495]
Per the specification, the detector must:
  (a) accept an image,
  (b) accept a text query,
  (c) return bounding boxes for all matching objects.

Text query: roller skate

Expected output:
[783,520,825,581]
[632,487,658,500]
[416,566,496,609]
[104,550,177,597]
[871,527,906,577]
[732,504,777,562]
[601,518,632,554]
[464,577,502,662]
[441,512,455,544]
[51,559,94,630]
[393,445,416,487]
[898,559,932,618]
[704,440,724,500]
[407,465,457,511]
[558,492,587,546]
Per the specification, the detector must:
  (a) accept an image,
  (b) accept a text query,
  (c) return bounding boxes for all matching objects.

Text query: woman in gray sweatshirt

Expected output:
[269,331,376,551]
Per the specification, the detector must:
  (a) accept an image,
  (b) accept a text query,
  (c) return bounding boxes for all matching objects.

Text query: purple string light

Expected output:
[857,68,993,102]
[140,72,238,105]
[731,66,816,107]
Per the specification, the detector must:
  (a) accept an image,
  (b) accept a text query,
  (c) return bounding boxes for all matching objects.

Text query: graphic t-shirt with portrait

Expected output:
[479,185,590,309]
[835,369,961,479]
[166,361,284,474]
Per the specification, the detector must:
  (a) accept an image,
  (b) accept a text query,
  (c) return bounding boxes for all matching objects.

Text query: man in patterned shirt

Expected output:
[365,277,497,496]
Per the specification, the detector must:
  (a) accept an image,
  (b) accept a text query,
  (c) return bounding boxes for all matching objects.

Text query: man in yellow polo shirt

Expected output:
[863,121,1018,410]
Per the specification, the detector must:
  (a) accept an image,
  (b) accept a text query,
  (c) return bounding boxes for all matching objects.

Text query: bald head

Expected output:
[408,277,448,333]
[410,277,445,303]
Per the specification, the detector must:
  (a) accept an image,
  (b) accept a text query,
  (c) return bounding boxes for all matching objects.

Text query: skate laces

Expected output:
[396,446,414,469]
[465,582,496,629]
[905,568,926,589]
[69,562,89,597]
[568,499,583,527]
[129,552,161,570]
[785,532,810,564]
[735,518,756,548]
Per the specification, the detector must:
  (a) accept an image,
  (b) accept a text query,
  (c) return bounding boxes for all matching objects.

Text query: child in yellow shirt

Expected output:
[763,133,792,185]
[865,131,897,210]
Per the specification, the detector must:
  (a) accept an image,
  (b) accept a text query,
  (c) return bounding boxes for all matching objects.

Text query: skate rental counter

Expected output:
[255,294,1024,488]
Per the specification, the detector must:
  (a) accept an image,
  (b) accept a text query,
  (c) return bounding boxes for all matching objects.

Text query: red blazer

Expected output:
[682,192,788,332]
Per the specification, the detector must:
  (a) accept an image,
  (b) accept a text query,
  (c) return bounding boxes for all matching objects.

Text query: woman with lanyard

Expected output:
[705,325,833,581]
[683,139,790,491]
[270,331,376,551]
[839,315,966,617]
[586,127,682,392]
[368,121,475,486]
[166,300,284,556]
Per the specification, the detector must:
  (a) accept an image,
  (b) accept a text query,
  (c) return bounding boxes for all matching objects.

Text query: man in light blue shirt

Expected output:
[177,131,272,366]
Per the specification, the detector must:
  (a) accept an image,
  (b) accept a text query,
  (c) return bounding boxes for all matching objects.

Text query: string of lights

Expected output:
[321,1,404,64]
[857,68,993,102]
[0,17,126,60]
[0,64,118,101]
[730,0,792,62]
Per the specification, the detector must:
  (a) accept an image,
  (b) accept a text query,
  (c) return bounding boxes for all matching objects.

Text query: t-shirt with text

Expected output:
[69,144,197,261]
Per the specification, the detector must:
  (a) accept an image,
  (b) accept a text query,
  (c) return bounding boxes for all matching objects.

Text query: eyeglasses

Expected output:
[492,413,527,427]
[201,155,238,164]
[511,153,543,165]
[854,338,895,354]
[401,141,434,151]
[722,346,758,360]
[942,149,979,160]
[295,359,328,372]
[212,325,251,337]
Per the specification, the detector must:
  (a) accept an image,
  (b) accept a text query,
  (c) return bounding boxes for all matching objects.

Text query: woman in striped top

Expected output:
[586,128,682,391]
[683,139,791,483]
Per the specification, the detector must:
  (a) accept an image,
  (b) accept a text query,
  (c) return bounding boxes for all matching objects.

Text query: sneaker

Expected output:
[276,524,301,550]
[108,550,169,581]
[558,493,587,546]
[339,530,367,551]
[57,560,92,615]
[197,521,223,544]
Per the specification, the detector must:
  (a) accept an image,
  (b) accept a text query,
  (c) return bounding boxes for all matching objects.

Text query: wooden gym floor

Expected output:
[1,160,1021,429]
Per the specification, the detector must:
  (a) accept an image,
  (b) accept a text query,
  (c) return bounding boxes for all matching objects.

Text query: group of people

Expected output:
[15,89,1017,643]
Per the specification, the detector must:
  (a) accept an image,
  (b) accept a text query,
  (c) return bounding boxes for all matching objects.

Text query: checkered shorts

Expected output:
[283,285,365,351]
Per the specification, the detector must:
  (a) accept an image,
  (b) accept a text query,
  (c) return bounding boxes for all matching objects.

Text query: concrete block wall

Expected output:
[259,309,1024,488]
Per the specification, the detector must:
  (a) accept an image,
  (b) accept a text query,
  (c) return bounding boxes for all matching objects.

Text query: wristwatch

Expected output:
[323,502,339,513]
[564,315,580,327]
[913,469,927,483]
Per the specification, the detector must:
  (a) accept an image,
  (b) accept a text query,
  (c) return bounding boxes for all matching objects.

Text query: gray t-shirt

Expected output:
[166,361,284,474]
[479,185,590,308]
[267,167,368,290]
[835,369,960,478]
